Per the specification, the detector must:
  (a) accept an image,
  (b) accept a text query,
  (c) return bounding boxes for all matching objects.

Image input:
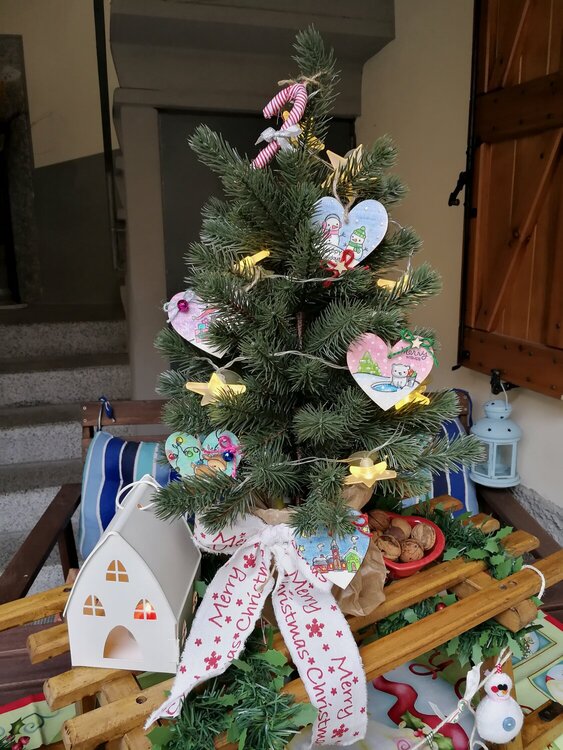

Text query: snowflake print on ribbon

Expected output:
[236,599,243,606]
[204,650,221,671]
[306,618,325,638]
[226,616,232,623]
[323,644,330,651]
[195,638,202,646]
[336,630,343,638]
[331,688,337,696]
[214,636,221,644]
[179,665,187,673]
[243,553,256,569]
[332,724,348,739]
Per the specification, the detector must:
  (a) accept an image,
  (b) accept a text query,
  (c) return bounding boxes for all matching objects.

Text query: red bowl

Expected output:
[380,512,445,579]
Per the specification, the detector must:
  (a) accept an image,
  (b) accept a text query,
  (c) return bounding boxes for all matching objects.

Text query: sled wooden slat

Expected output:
[452,571,538,631]
[0,584,71,632]
[57,550,563,750]
[461,512,500,532]
[279,551,563,706]
[272,527,540,656]
[522,701,563,750]
[27,623,70,664]
[60,677,174,750]
[45,666,126,710]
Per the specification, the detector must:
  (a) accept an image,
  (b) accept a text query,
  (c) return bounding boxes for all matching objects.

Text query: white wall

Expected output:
[357,0,563,508]
[0,0,118,168]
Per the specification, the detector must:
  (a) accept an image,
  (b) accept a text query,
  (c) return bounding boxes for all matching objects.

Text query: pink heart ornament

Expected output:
[347,333,434,410]
[165,290,227,358]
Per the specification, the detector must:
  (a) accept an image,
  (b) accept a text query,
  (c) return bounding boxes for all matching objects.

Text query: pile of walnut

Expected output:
[368,511,436,563]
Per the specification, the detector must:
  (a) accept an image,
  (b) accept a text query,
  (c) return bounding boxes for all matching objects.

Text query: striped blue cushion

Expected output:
[78,431,173,558]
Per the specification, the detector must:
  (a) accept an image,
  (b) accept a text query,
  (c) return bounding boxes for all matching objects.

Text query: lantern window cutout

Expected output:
[106,560,129,582]
[134,599,157,620]
[470,399,521,488]
[83,595,105,617]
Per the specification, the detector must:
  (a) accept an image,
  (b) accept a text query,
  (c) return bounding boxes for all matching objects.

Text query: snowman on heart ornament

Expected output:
[312,196,388,274]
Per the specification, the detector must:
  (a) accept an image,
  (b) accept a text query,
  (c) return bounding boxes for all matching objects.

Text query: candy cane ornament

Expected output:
[252,83,308,169]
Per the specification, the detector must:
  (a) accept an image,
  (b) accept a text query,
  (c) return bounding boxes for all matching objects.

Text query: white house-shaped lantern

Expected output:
[65,477,201,673]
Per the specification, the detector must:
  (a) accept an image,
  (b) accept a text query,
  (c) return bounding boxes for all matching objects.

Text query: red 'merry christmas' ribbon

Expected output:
[145,514,367,746]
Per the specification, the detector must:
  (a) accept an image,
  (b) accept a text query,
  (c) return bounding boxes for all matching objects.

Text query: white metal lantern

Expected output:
[469,399,521,488]
[65,477,201,673]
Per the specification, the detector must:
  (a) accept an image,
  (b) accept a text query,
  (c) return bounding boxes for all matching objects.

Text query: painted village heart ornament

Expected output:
[165,290,227,358]
[295,511,371,589]
[312,196,388,272]
[165,430,241,479]
[347,333,434,411]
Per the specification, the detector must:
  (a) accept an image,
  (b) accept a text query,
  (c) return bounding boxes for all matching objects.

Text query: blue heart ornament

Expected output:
[312,196,388,267]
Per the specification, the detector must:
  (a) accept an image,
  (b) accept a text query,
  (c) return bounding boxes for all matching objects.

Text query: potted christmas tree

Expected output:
[147,28,484,749]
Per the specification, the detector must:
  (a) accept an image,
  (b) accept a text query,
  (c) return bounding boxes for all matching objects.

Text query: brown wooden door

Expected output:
[462,0,563,399]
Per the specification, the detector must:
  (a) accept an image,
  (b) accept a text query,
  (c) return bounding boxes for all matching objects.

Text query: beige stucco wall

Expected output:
[357,0,563,508]
[0,0,117,168]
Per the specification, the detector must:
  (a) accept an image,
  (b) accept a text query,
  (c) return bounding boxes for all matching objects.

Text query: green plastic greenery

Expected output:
[149,635,314,750]
[418,504,524,579]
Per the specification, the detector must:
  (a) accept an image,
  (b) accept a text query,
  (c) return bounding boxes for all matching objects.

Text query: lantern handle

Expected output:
[490,369,518,399]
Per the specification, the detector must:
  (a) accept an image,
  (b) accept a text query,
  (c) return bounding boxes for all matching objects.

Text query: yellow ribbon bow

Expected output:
[343,457,397,488]
[394,385,430,410]
[186,371,246,406]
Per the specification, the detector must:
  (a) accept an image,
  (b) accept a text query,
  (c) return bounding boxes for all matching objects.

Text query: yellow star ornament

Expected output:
[394,385,430,410]
[186,371,246,406]
[343,459,397,489]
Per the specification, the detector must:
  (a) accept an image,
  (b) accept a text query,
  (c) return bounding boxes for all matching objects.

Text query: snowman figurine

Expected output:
[475,664,523,744]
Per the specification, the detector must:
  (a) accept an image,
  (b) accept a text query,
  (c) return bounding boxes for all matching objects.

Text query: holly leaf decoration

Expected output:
[466,548,489,560]
[442,548,461,561]
[401,711,425,730]
[255,649,288,667]
[289,703,318,728]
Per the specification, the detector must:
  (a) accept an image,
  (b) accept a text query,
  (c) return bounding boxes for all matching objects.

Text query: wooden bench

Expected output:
[0,398,561,750]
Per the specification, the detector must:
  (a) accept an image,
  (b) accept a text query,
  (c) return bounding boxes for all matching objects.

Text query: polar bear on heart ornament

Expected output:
[347,333,434,410]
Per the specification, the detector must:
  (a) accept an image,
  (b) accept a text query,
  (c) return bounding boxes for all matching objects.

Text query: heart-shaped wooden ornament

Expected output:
[165,290,227,358]
[312,196,388,267]
[347,333,434,411]
[294,512,371,589]
[165,430,241,478]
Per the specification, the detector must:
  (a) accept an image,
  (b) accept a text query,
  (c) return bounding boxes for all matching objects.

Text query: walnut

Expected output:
[377,534,401,560]
[400,539,424,562]
[390,517,413,539]
[368,509,390,533]
[386,526,407,541]
[411,522,436,550]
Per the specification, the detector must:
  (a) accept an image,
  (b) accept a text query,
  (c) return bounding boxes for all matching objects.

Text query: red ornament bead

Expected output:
[435,602,446,611]
[177,299,189,312]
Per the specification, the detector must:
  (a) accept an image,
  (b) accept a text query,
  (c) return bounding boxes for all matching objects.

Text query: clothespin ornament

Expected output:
[233,250,271,276]
[394,385,430,410]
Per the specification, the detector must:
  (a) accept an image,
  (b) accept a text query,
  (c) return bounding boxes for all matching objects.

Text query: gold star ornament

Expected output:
[343,457,397,488]
[186,371,246,406]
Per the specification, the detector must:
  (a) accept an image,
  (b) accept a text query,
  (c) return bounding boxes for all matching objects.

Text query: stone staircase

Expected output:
[0,316,131,594]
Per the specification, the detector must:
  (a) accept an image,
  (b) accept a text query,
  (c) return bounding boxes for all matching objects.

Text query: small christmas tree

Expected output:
[148,28,489,748]
[357,351,381,375]
[155,29,480,536]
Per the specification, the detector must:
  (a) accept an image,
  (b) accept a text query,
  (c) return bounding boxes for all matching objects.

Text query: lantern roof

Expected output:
[471,399,522,441]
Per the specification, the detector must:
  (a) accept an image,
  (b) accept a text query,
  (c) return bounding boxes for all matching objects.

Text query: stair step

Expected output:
[1,421,82,464]
[0,487,62,532]
[0,458,83,493]
[0,403,80,428]
[0,531,63,571]
[0,319,127,360]
[0,354,130,407]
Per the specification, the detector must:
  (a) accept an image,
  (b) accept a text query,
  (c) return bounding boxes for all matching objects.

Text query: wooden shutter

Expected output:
[461,0,563,399]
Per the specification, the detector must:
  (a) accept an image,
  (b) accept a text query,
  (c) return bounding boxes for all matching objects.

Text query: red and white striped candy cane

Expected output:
[251,83,308,169]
